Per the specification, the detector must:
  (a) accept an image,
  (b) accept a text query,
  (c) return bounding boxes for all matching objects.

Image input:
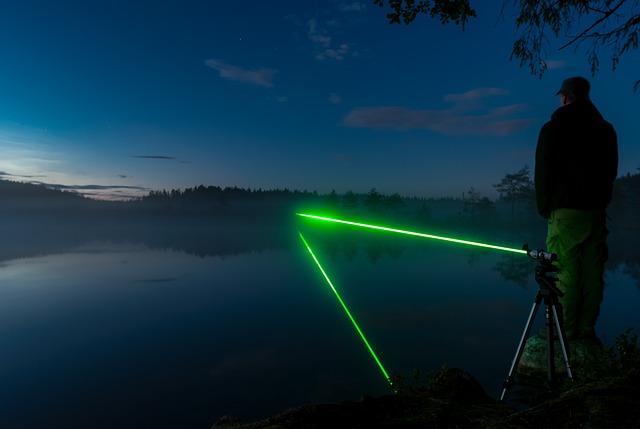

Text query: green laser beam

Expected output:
[298,231,391,384]
[297,213,528,256]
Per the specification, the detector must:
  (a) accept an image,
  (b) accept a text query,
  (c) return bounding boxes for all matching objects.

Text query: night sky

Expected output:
[1,0,638,200]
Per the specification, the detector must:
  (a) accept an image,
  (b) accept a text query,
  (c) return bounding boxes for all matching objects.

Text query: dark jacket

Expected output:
[535,100,618,219]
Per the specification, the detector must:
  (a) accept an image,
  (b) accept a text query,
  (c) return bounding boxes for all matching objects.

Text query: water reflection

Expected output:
[0,242,313,428]
[0,219,638,428]
[493,254,533,288]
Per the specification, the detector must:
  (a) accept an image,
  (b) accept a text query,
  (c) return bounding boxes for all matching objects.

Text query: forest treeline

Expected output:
[1,173,639,287]
[1,166,639,228]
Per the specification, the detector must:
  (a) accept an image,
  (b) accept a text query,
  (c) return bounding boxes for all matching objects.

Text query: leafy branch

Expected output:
[373,0,640,91]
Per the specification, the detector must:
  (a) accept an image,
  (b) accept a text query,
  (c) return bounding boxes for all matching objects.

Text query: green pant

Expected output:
[546,208,608,339]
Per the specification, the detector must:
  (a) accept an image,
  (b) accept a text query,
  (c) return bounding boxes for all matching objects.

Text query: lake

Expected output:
[0,218,638,428]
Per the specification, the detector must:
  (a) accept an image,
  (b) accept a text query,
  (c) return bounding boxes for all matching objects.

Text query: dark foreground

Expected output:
[212,341,640,429]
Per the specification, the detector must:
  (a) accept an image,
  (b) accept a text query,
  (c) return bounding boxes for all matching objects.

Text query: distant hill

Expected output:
[0,179,97,215]
[0,179,321,221]
[2,173,638,228]
[0,179,88,200]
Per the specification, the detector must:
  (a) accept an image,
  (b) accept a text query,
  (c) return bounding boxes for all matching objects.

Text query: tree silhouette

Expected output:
[462,187,495,223]
[325,189,340,209]
[364,241,384,264]
[343,190,359,211]
[364,188,384,214]
[494,165,534,223]
[610,169,640,226]
[493,254,532,288]
[373,0,640,90]
[385,192,406,215]
[416,201,432,224]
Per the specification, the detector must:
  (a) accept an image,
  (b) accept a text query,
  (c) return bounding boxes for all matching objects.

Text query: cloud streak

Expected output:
[133,277,178,283]
[337,2,367,12]
[1,176,149,201]
[442,87,510,106]
[329,92,342,104]
[49,183,149,201]
[131,155,176,160]
[544,59,566,70]
[333,153,354,163]
[0,171,46,179]
[307,18,352,61]
[306,2,366,61]
[205,59,277,87]
[343,87,535,136]
[47,183,147,191]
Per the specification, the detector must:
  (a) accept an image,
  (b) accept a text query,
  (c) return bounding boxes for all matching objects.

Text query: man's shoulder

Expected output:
[538,120,556,136]
[540,120,554,129]
[602,120,617,146]
[602,119,616,132]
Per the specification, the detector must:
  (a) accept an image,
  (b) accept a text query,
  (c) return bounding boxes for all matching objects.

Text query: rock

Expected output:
[210,335,640,429]
[212,414,243,429]
[517,335,609,379]
[430,367,492,405]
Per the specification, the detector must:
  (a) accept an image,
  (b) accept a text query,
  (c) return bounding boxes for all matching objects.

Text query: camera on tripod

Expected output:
[523,243,558,264]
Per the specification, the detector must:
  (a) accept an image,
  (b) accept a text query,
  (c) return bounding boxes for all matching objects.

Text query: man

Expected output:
[534,76,618,341]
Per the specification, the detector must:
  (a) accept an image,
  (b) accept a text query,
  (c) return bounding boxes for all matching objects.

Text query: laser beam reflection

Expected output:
[298,231,391,385]
[297,213,528,256]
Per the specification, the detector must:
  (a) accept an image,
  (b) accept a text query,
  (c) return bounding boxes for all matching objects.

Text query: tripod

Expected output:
[499,247,574,402]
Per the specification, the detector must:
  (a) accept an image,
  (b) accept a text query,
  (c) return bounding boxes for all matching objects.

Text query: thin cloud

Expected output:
[343,88,535,136]
[131,155,176,160]
[205,59,276,87]
[0,173,146,199]
[131,155,191,164]
[11,179,150,200]
[329,92,342,104]
[307,18,332,46]
[56,184,149,201]
[133,277,178,284]
[0,171,46,179]
[288,2,364,62]
[333,153,354,163]
[337,2,366,12]
[322,44,350,60]
[443,87,510,106]
[306,18,354,61]
[544,59,566,70]
[45,183,147,191]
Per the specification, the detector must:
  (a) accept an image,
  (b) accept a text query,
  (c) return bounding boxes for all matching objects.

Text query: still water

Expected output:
[0,222,638,428]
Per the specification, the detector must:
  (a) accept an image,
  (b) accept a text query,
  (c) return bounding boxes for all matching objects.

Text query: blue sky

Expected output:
[1,0,638,200]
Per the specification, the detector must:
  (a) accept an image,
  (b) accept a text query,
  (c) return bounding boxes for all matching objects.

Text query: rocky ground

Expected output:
[212,333,640,429]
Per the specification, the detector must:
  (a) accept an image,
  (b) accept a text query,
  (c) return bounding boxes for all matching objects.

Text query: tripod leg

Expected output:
[551,304,573,380]
[545,303,556,386]
[500,295,542,401]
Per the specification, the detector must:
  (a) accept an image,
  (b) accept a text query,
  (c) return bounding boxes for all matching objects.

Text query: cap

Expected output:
[556,76,590,98]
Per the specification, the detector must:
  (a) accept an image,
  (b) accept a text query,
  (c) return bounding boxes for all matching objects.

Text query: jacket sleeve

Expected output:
[534,122,554,219]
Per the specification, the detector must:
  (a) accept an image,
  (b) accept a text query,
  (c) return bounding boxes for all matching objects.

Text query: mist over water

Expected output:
[1,216,638,428]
